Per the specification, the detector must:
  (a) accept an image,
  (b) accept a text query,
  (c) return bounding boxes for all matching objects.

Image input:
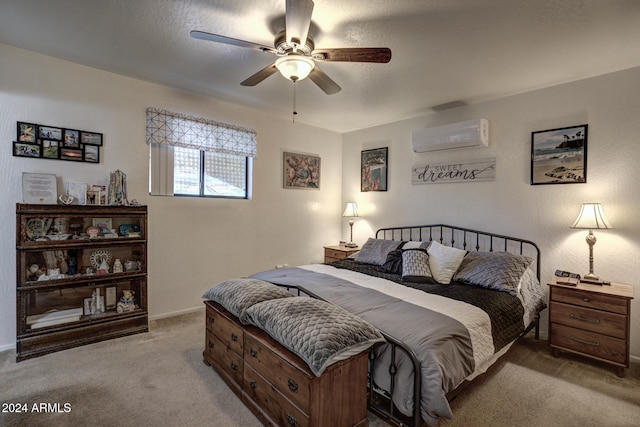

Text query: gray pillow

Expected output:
[354,238,403,266]
[202,278,292,324]
[245,297,385,376]
[453,251,533,296]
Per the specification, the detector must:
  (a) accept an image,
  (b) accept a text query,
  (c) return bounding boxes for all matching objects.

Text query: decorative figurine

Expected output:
[97,258,110,275]
[117,290,136,313]
[108,169,128,206]
[113,259,123,273]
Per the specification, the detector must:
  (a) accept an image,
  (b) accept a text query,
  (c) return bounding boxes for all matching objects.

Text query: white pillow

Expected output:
[427,241,467,284]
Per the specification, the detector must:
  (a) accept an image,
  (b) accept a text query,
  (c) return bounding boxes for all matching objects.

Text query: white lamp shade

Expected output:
[275,55,315,81]
[571,203,612,229]
[342,202,360,218]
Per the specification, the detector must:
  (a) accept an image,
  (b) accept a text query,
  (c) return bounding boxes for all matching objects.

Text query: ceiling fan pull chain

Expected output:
[292,78,298,123]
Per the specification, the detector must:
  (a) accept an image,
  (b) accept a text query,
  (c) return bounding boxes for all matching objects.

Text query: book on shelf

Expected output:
[27,308,83,327]
[556,277,579,286]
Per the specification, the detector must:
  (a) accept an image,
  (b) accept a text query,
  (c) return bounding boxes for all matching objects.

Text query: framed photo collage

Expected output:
[14,121,102,164]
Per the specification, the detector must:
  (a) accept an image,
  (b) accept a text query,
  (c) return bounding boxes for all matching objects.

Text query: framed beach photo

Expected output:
[361,147,388,191]
[64,129,81,148]
[39,125,63,141]
[530,124,587,185]
[283,151,321,189]
[81,131,103,146]
[83,144,99,163]
[60,148,84,161]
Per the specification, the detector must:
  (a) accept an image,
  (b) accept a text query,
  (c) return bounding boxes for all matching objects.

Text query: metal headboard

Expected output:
[375,224,541,280]
[368,224,541,427]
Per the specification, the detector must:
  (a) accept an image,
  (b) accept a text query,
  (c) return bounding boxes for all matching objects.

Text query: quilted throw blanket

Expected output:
[251,263,543,426]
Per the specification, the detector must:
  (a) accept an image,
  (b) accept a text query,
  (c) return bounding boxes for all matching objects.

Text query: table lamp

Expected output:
[570,203,612,282]
[342,202,360,248]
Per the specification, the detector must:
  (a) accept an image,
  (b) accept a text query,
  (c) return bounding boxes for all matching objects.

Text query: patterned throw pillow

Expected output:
[245,297,385,376]
[202,278,292,324]
[401,249,435,283]
[453,251,533,296]
[427,241,467,284]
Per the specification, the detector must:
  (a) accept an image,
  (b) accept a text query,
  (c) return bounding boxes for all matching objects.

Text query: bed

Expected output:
[246,224,547,427]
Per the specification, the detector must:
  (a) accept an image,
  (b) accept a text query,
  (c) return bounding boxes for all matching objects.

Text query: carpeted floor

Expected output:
[1,309,638,427]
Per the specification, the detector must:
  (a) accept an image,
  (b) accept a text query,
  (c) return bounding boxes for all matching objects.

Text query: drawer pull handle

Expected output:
[249,348,257,357]
[230,361,238,371]
[231,333,238,342]
[571,335,600,347]
[249,381,257,389]
[287,378,298,393]
[208,316,215,324]
[569,313,600,324]
[208,340,214,349]
[287,414,298,426]
[582,297,590,302]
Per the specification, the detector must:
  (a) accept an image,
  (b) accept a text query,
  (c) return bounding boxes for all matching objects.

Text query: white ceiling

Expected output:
[1,0,640,133]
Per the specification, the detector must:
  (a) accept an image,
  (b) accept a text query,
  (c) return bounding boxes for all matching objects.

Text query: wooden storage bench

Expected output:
[203,300,370,427]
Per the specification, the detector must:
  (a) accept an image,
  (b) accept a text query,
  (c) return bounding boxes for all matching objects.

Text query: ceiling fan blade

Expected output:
[313,47,392,63]
[240,63,279,86]
[190,30,276,54]
[308,67,341,95]
[286,0,314,48]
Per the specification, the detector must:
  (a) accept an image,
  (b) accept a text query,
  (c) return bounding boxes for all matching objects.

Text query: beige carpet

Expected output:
[1,310,638,427]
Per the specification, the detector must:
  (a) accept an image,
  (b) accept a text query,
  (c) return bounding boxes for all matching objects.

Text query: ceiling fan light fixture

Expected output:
[275,55,315,82]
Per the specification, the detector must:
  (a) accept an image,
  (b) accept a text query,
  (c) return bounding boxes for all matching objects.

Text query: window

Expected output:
[146,108,256,199]
[173,147,249,198]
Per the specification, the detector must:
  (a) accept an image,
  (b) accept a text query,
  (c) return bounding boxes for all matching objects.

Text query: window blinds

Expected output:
[145,107,257,158]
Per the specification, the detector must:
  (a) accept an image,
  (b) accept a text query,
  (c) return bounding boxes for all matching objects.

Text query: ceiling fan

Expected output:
[190,0,391,95]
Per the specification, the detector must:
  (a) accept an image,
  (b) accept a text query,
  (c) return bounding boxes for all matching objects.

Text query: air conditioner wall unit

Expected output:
[411,119,489,153]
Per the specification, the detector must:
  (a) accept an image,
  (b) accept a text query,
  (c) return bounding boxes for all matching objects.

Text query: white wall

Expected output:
[0,44,342,350]
[342,66,640,360]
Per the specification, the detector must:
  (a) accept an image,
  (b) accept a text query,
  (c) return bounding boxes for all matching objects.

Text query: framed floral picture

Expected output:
[531,124,587,185]
[283,151,320,189]
[361,147,388,191]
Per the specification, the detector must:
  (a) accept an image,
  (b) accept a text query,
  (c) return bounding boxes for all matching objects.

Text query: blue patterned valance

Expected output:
[146,107,257,158]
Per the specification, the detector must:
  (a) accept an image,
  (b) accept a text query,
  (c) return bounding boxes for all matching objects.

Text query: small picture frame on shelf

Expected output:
[92,218,112,235]
[80,131,103,146]
[86,190,101,205]
[39,125,63,141]
[13,142,41,158]
[92,185,107,205]
[17,122,38,143]
[105,287,117,309]
[63,129,81,148]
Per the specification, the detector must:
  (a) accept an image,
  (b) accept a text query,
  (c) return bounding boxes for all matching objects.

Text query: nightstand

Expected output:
[548,278,634,377]
[324,245,359,263]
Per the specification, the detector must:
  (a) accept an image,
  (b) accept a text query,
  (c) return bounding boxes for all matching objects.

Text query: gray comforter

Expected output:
[252,266,480,426]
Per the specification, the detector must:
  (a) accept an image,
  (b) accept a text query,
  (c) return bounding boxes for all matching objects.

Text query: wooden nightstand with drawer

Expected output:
[324,245,359,263]
[548,279,634,377]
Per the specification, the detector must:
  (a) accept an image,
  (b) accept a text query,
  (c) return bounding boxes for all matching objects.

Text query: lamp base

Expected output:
[581,274,603,285]
[345,242,358,248]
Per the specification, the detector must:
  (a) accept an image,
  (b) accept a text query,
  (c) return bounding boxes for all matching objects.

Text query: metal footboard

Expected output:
[277,224,541,427]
